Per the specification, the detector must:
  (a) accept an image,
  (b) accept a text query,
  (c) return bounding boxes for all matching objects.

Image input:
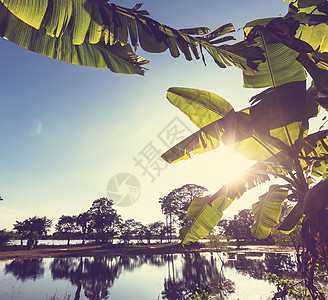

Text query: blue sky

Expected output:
[0,0,306,230]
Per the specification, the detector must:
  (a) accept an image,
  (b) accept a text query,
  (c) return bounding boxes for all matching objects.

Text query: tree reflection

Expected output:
[50,255,167,300]
[5,259,44,281]
[161,253,235,300]
[51,256,120,299]
[3,251,297,299]
[225,252,297,280]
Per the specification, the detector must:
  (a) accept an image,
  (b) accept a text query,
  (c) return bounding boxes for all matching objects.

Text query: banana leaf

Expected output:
[166,87,234,129]
[299,129,328,178]
[250,81,307,131]
[243,26,306,88]
[162,83,316,165]
[0,3,148,74]
[251,184,288,239]
[180,163,271,245]
[278,202,304,233]
[244,5,328,70]
[161,110,292,164]
[0,0,267,71]
[290,0,328,12]
[249,81,318,152]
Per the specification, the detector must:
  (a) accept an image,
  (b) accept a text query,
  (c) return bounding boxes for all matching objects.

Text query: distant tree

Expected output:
[76,212,93,245]
[55,215,78,245]
[144,221,170,244]
[88,198,121,243]
[159,184,209,241]
[120,219,139,244]
[132,221,147,243]
[0,229,15,247]
[218,209,255,246]
[13,216,52,249]
[13,221,30,245]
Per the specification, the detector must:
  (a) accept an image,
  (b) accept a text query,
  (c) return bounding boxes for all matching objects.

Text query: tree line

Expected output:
[1,197,173,248]
[0,184,208,248]
[1,183,297,249]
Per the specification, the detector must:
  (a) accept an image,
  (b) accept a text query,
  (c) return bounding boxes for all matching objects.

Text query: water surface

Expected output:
[0,250,296,299]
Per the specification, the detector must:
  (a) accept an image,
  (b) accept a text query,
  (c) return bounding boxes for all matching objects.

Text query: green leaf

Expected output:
[296,24,328,54]
[251,185,288,239]
[180,164,271,245]
[278,202,304,233]
[205,38,265,70]
[163,84,316,166]
[243,27,306,88]
[161,110,290,164]
[293,0,327,10]
[299,129,328,178]
[166,87,234,129]
[201,23,235,40]
[0,0,48,29]
[0,3,148,74]
[0,1,265,71]
[180,195,228,244]
[244,18,274,37]
[179,27,210,35]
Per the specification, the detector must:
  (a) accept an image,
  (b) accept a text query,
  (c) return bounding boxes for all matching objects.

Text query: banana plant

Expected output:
[0,0,265,74]
[161,1,328,296]
[162,83,320,243]
[161,0,328,245]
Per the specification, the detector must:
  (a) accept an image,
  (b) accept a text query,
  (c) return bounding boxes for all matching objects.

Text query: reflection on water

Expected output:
[0,250,296,300]
[224,252,296,280]
[162,253,235,300]
[5,259,44,281]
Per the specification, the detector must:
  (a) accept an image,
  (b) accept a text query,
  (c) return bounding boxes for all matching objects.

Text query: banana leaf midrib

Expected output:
[259,29,294,148]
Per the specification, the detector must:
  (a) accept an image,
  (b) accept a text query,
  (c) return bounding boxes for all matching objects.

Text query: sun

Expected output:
[186,146,254,194]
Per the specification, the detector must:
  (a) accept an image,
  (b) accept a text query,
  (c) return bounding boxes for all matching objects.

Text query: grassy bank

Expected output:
[0,243,190,260]
[0,242,294,261]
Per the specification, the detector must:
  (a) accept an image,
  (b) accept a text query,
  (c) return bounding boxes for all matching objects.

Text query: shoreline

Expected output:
[0,243,195,260]
[0,243,294,261]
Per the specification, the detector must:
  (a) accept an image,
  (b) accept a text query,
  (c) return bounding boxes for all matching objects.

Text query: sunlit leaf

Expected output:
[0,0,48,29]
[244,13,328,69]
[166,87,234,129]
[0,3,148,74]
[180,195,229,245]
[296,24,328,54]
[0,0,265,71]
[299,129,328,178]
[251,185,288,239]
[161,107,293,164]
[180,167,271,245]
[291,0,327,11]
